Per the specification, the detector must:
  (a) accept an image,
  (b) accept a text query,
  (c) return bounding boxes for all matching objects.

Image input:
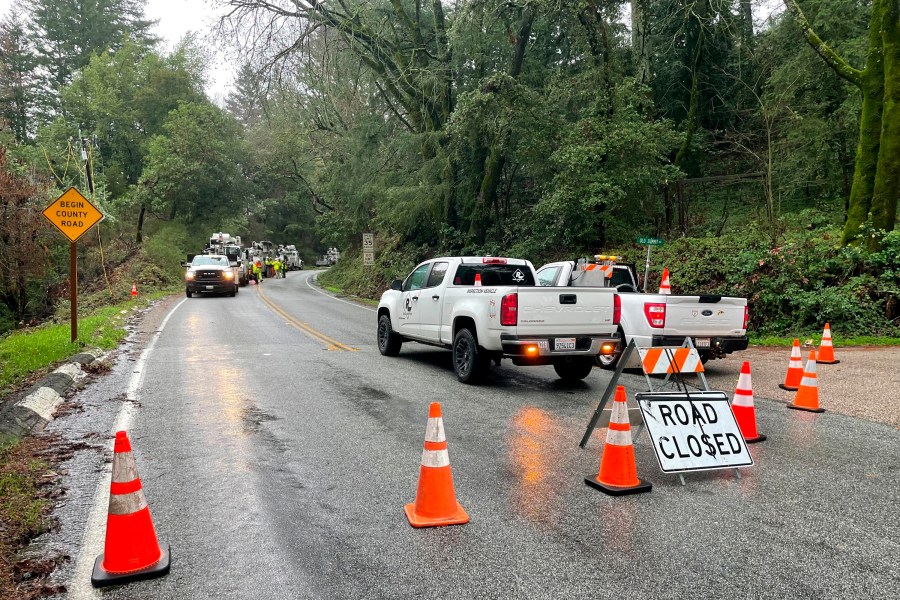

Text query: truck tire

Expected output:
[554,356,594,381]
[595,327,626,370]
[186,289,192,298]
[453,328,489,384]
[377,314,403,356]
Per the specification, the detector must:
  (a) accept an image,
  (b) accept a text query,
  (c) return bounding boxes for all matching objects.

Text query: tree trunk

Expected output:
[870,1,900,247]
[470,5,536,243]
[135,202,146,243]
[840,0,888,244]
[631,0,650,86]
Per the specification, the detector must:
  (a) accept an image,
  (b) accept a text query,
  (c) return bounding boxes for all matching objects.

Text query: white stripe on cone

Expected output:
[424,417,446,443]
[606,428,633,447]
[733,373,754,408]
[799,375,817,388]
[420,448,450,468]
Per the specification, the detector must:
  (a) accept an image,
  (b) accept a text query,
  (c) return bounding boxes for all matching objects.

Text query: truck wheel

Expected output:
[186,288,192,298]
[595,327,625,371]
[453,328,489,384]
[377,314,403,356]
[554,357,594,381]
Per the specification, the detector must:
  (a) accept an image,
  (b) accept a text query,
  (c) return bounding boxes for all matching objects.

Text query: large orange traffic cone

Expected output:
[658,269,671,295]
[732,362,766,443]
[787,351,825,413]
[404,403,469,528]
[474,273,482,287]
[585,386,652,496]
[778,339,804,391]
[817,323,840,364]
[91,431,170,587]
[131,282,137,298]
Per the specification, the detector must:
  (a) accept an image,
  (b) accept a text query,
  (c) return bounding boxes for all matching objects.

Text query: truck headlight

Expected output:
[185,271,196,280]
[223,271,234,280]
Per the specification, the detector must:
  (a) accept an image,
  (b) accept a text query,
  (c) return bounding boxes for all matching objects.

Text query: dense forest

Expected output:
[0,0,897,337]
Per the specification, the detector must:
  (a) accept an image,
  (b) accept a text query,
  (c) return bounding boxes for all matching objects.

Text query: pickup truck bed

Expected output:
[537,260,748,369]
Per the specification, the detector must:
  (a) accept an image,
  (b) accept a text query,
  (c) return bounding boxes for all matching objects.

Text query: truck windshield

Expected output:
[451,265,535,286]
[192,256,229,266]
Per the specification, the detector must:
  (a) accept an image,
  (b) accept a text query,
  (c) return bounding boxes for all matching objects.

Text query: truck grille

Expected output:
[195,270,225,282]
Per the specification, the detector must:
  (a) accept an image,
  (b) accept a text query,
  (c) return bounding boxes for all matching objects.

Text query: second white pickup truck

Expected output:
[536,258,748,369]
[377,257,620,383]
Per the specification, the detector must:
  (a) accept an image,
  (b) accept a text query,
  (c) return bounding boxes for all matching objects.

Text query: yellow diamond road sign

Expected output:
[42,187,104,242]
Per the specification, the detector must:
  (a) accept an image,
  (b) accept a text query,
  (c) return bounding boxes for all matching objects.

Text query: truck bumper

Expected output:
[501,334,618,365]
[651,335,748,354]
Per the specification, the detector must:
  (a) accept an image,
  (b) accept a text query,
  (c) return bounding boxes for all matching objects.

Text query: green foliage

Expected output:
[637,211,899,337]
[0,300,142,392]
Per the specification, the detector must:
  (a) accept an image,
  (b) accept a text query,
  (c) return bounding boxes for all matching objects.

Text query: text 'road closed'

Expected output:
[636,391,753,473]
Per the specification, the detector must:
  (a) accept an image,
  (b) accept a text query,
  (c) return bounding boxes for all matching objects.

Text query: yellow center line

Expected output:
[256,284,359,352]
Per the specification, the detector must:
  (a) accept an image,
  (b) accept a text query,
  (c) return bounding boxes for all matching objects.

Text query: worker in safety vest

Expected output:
[253,260,263,284]
[272,257,282,279]
[264,257,273,278]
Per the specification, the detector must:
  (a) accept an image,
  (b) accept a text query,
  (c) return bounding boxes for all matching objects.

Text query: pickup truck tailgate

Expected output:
[663,296,746,336]
[515,287,616,334]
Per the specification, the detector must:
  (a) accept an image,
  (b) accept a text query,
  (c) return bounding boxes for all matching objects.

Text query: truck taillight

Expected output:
[644,302,666,328]
[501,292,518,326]
[743,305,749,330]
[613,294,621,325]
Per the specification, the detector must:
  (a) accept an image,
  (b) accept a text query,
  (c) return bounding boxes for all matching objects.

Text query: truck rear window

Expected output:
[451,265,535,287]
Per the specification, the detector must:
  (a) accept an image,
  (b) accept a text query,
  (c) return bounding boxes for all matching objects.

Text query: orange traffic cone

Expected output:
[658,269,671,295]
[778,339,804,391]
[404,403,469,527]
[732,362,766,443]
[787,351,825,413]
[816,323,840,364]
[92,431,169,587]
[585,386,652,496]
[131,282,137,298]
[474,273,482,287]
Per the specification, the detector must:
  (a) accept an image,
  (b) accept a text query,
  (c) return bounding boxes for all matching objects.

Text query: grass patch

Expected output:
[749,334,900,347]
[0,291,172,393]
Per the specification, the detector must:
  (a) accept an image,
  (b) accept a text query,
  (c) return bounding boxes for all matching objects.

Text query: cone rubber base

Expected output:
[404,503,469,528]
[787,404,825,413]
[778,384,799,392]
[744,434,767,444]
[816,359,840,364]
[585,476,652,496]
[91,542,170,588]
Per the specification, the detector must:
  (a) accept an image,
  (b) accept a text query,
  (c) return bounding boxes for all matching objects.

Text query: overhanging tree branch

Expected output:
[783,0,864,87]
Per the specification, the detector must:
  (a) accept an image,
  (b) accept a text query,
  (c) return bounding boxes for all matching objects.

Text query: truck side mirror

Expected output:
[391,279,403,291]
[181,262,188,268]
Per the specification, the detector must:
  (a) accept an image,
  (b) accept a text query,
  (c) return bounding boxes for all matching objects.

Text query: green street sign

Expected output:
[636,237,665,246]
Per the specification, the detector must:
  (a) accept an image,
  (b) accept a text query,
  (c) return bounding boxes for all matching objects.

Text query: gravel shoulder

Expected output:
[701,345,899,429]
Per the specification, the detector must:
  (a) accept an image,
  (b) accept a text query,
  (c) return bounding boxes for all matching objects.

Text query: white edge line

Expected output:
[304,272,376,312]
[68,297,187,599]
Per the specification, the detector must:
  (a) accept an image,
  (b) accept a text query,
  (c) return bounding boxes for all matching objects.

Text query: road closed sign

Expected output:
[636,391,753,473]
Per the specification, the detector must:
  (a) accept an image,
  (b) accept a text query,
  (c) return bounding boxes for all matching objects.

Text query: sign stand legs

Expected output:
[579,340,638,448]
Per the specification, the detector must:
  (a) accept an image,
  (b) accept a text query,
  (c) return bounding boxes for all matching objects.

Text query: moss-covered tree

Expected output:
[785,0,899,247]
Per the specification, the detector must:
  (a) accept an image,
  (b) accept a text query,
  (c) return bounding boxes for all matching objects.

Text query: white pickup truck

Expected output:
[377,257,620,383]
[536,258,748,369]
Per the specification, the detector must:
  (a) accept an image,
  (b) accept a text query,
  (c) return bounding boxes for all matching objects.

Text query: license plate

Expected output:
[205,285,214,290]
[554,337,577,351]
[695,338,710,348]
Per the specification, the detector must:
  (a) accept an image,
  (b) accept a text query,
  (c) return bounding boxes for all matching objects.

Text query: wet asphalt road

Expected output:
[40,270,899,599]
